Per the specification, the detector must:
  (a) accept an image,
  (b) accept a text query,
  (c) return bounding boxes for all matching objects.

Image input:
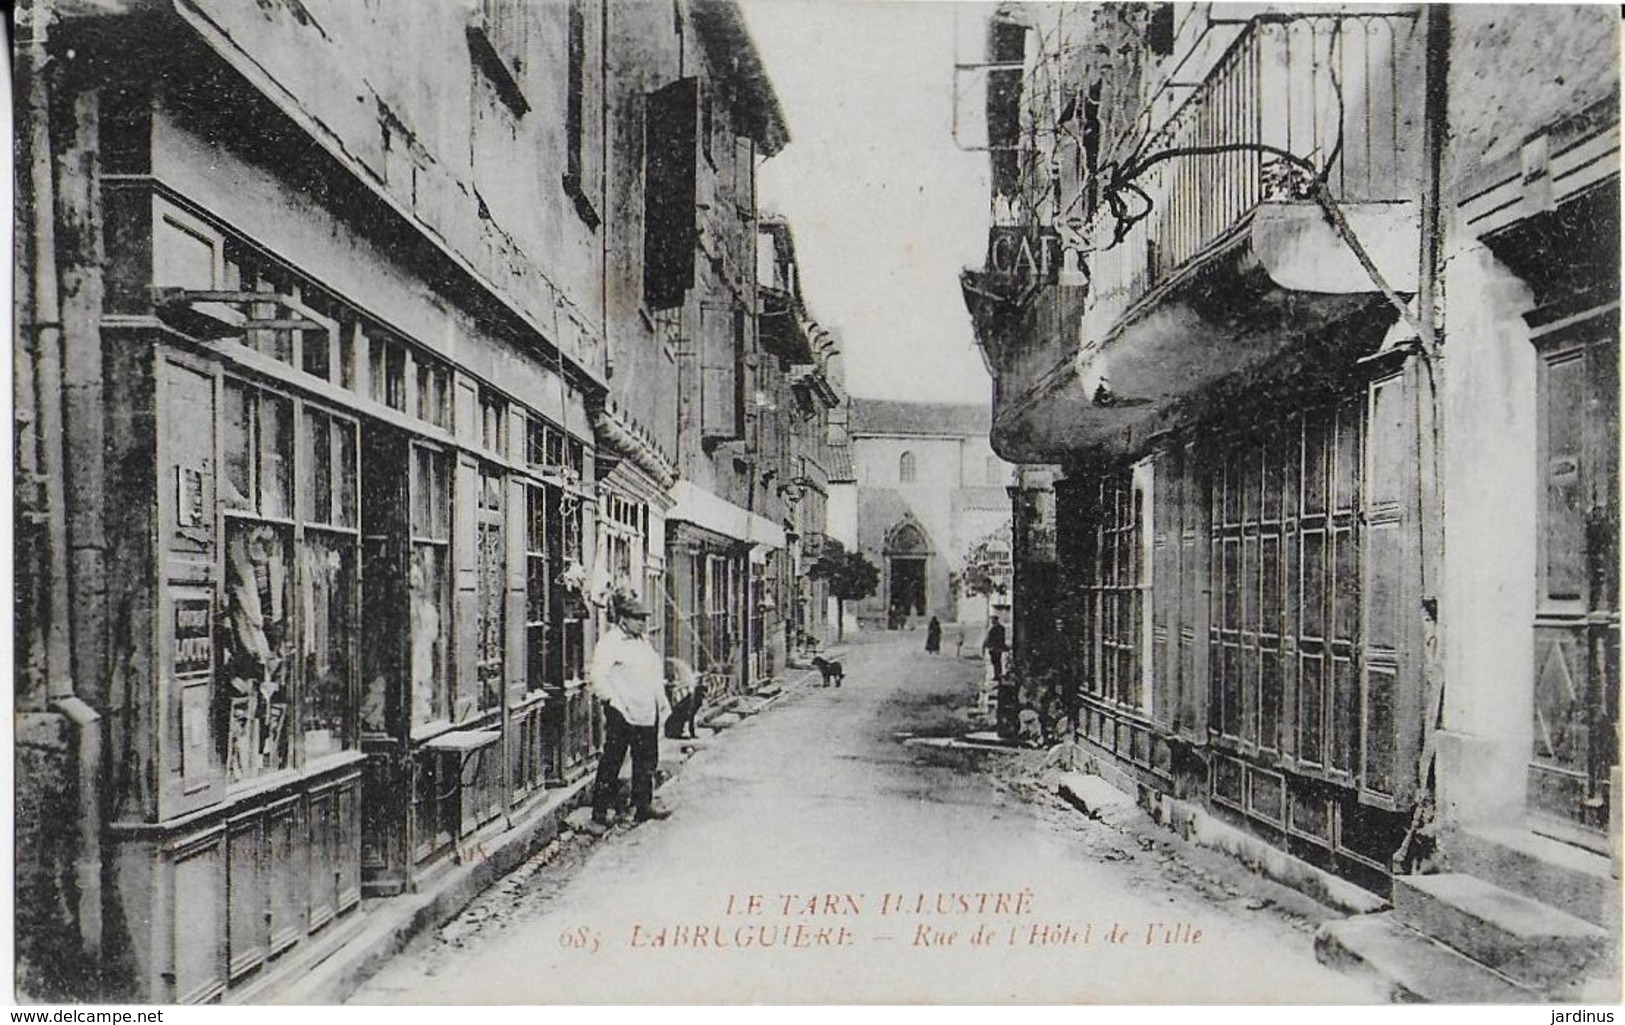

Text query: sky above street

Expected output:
[743,0,998,405]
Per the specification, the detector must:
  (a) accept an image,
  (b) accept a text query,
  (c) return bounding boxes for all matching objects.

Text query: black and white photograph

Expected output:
[10,0,1622,1008]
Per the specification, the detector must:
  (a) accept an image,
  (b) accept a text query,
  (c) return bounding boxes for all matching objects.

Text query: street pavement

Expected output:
[350,632,1388,1004]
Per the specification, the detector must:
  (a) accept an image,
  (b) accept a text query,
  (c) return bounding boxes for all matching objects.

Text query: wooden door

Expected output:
[1530,305,1619,840]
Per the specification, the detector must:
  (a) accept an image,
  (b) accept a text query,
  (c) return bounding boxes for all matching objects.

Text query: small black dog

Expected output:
[664,659,707,739]
[664,682,708,739]
[811,656,844,688]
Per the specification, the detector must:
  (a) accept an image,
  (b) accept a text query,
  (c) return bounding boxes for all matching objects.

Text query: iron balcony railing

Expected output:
[1083,12,1422,331]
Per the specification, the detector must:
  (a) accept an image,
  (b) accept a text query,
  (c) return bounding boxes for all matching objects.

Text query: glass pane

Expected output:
[220,521,295,782]
[385,343,406,412]
[359,535,396,734]
[527,622,549,693]
[334,420,357,529]
[301,325,331,380]
[411,446,448,540]
[434,454,452,539]
[527,554,549,627]
[411,447,430,538]
[411,543,450,725]
[368,339,388,406]
[528,486,547,553]
[338,320,357,391]
[477,519,505,715]
[259,393,293,519]
[301,533,355,757]
[303,410,332,525]
[222,381,253,511]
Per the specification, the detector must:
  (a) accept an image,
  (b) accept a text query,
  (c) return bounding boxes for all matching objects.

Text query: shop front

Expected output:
[94,85,603,999]
[665,482,786,699]
[1059,341,1426,886]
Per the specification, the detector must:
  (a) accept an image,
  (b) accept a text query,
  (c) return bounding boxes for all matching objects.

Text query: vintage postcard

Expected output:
[11,0,1621,1008]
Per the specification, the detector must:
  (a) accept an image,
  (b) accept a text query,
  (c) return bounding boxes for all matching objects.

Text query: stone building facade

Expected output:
[14,0,833,1001]
[848,400,1014,629]
[962,2,1618,996]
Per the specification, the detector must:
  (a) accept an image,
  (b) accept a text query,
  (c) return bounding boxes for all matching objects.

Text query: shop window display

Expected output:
[410,444,453,725]
[219,380,360,781]
[300,408,359,758]
[221,521,294,782]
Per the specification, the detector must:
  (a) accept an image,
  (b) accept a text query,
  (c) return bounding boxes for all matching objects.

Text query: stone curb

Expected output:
[1046,753,1386,918]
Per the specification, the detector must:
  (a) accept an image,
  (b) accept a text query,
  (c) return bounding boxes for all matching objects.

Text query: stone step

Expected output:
[1451,825,1620,929]
[1316,912,1534,1003]
[1392,872,1613,990]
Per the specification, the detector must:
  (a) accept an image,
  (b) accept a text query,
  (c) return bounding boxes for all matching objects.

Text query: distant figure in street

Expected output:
[925,616,942,654]
[982,616,1008,681]
[587,590,672,833]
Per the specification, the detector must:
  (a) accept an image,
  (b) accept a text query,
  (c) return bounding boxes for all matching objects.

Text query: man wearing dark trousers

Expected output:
[586,590,672,833]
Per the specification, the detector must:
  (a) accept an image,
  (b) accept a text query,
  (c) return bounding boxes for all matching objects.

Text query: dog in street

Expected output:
[811,656,844,687]
[663,658,707,739]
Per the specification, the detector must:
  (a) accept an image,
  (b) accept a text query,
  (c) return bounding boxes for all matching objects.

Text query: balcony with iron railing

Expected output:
[1081,11,1423,342]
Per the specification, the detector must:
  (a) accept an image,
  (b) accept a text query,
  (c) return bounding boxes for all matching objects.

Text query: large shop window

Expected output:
[1209,401,1363,778]
[219,380,358,784]
[410,444,453,726]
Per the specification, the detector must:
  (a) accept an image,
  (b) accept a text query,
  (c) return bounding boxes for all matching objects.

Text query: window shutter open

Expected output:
[644,78,699,310]
[700,304,740,440]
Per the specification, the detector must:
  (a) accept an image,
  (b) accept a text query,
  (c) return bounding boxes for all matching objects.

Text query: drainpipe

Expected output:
[1397,3,1450,873]
[21,0,104,962]
[21,0,76,705]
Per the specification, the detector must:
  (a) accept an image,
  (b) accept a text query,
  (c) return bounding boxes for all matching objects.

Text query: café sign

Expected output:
[986,226,1062,287]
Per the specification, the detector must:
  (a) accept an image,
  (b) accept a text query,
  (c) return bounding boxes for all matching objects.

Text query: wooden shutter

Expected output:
[1360,369,1422,807]
[643,78,699,310]
[700,304,741,440]
[1175,441,1210,741]
[1151,451,1178,730]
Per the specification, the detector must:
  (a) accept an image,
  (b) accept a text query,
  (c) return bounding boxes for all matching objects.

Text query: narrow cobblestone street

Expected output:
[351,635,1387,1004]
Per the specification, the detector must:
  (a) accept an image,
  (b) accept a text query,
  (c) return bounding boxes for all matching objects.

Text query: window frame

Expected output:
[216,376,363,789]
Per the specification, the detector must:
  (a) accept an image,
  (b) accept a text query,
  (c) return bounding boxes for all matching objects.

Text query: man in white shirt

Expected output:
[587,590,672,831]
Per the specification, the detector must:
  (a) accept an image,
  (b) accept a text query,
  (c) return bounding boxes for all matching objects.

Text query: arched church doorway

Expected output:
[884,519,930,628]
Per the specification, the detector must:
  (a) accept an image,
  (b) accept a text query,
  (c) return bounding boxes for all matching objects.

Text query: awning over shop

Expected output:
[667,480,786,553]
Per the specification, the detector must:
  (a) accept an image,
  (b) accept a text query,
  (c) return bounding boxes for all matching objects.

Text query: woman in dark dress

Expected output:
[925,616,942,654]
